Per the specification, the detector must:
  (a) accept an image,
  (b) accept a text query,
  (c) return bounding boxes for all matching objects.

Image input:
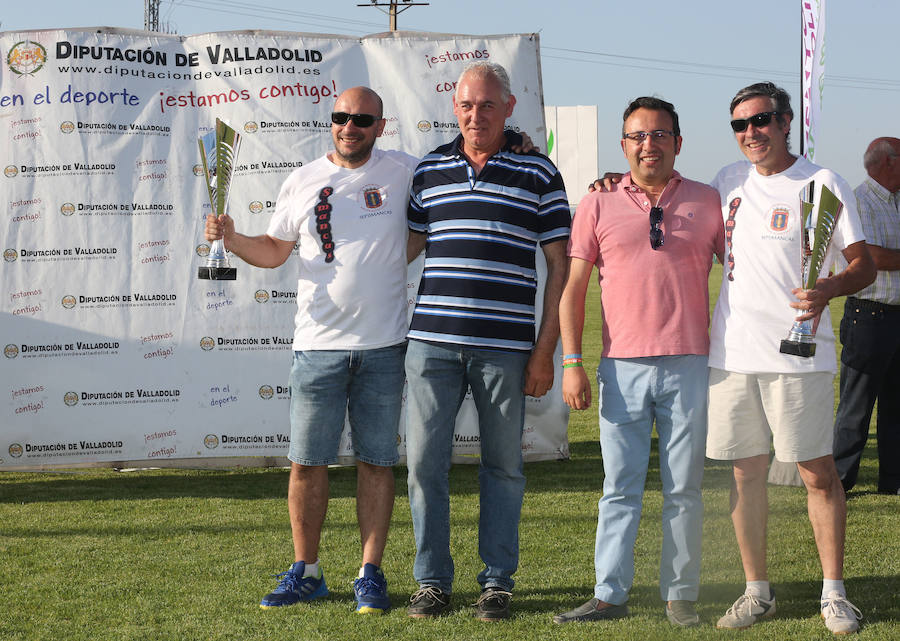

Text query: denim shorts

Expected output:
[288,342,406,467]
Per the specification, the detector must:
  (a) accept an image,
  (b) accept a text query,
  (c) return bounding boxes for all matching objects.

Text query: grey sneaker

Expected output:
[821,591,862,634]
[553,597,629,624]
[666,600,699,627]
[716,590,776,629]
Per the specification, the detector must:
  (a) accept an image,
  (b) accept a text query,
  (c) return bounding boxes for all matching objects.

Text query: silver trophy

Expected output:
[197,118,241,280]
[779,181,843,357]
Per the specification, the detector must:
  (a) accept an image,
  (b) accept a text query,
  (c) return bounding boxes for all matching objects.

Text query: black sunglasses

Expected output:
[730,111,779,133]
[331,112,378,128]
[649,206,664,250]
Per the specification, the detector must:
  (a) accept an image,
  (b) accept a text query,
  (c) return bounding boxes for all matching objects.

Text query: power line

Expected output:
[542,46,900,93]
[159,2,900,93]
[163,0,385,33]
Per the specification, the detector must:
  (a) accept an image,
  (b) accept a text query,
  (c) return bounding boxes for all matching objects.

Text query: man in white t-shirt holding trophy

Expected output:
[205,86,417,615]
[706,82,874,635]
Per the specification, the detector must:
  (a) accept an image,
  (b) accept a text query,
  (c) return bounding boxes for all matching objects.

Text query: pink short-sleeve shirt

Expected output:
[568,171,724,358]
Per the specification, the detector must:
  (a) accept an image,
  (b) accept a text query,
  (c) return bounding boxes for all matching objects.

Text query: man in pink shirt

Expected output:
[554,97,724,627]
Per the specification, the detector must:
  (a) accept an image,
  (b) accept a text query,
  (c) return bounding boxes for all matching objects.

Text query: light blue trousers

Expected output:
[593,355,708,604]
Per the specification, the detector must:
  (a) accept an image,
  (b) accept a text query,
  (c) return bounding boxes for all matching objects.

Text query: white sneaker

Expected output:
[716,591,776,629]
[821,591,862,635]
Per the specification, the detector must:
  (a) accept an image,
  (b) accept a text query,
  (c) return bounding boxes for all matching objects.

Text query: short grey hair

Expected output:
[864,138,897,172]
[455,62,511,103]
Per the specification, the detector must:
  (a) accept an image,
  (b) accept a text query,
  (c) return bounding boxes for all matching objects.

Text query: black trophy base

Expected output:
[779,339,816,357]
[198,266,237,280]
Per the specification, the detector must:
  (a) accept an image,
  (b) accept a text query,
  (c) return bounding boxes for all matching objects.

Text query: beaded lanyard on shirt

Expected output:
[725,197,742,280]
[315,186,335,262]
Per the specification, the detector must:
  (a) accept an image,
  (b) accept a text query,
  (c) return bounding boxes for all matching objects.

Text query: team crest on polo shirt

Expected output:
[769,205,790,232]
[360,184,384,209]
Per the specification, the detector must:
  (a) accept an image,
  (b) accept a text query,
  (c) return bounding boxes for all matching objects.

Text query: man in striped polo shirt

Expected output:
[404,61,571,621]
[832,137,900,494]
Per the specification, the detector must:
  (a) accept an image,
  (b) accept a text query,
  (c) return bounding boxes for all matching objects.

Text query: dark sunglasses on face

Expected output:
[331,112,378,128]
[649,206,664,250]
[729,111,779,133]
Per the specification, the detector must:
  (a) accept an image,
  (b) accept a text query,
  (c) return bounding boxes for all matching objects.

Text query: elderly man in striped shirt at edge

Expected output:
[833,137,900,495]
[403,61,571,622]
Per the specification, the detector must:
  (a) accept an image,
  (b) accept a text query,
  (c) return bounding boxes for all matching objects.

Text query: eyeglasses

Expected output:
[649,206,664,250]
[729,111,779,133]
[331,112,379,128]
[623,130,675,143]
[315,186,335,263]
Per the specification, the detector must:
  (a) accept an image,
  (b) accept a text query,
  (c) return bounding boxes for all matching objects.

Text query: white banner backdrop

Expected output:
[0,28,570,469]
[544,105,598,208]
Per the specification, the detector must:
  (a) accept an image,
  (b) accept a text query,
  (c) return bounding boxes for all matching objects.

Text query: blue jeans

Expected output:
[287,342,407,467]
[405,339,529,593]
[593,355,707,604]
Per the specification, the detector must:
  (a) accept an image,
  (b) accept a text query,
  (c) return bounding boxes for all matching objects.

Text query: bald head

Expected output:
[329,86,386,168]
[863,137,900,192]
[336,86,384,118]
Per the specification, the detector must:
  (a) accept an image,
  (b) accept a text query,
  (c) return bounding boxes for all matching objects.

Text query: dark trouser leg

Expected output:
[876,349,900,493]
[832,363,878,492]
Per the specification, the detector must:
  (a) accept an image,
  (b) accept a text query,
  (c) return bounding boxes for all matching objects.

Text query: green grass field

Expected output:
[1,264,898,640]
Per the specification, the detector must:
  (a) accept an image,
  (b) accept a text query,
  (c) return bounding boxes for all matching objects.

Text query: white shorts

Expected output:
[706,368,835,463]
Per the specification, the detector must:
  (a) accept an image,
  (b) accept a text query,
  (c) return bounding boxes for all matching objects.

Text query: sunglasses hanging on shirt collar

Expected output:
[649,206,664,250]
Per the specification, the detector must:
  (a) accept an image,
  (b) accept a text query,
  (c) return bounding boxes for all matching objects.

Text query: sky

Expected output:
[3,0,897,189]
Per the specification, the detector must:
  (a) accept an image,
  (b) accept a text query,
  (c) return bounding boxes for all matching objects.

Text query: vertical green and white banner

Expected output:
[0,28,569,468]
[801,0,825,161]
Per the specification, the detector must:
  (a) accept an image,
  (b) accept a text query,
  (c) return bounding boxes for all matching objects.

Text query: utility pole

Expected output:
[144,0,161,32]
[358,0,429,32]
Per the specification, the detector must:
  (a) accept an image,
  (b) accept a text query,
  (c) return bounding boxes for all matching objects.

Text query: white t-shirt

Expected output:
[708,156,865,374]
[266,148,417,351]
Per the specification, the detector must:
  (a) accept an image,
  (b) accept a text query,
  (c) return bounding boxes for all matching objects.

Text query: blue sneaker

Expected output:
[353,563,391,614]
[259,561,328,609]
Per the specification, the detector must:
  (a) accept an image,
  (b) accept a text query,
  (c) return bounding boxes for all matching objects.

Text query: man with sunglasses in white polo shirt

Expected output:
[707,82,874,634]
[555,97,723,628]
